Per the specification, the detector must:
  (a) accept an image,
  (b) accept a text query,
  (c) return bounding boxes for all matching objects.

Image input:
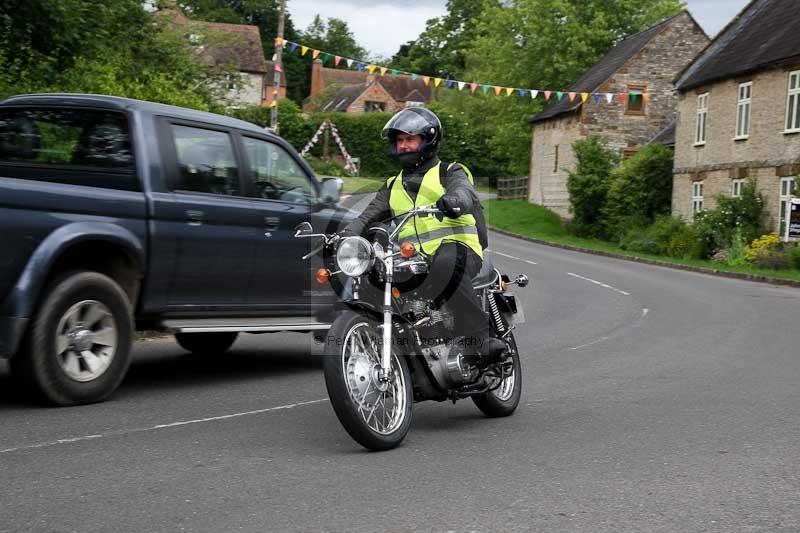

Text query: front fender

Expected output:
[2,221,145,321]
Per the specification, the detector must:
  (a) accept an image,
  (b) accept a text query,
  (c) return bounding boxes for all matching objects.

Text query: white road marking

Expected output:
[567,272,630,296]
[493,251,538,265]
[571,336,610,350]
[0,399,329,455]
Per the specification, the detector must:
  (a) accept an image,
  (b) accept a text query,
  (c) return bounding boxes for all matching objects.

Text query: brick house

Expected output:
[528,11,709,217]
[156,6,285,108]
[672,0,800,236]
[303,59,433,113]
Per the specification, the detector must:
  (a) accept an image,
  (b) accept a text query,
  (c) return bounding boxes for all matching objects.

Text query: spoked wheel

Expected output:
[323,311,413,451]
[472,332,522,417]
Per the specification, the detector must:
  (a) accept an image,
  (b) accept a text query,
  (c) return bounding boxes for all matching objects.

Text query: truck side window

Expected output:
[171,125,240,196]
[241,136,315,205]
[0,108,133,169]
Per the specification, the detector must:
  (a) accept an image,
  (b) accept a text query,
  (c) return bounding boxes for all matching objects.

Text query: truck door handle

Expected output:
[186,210,205,226]
[264,216,281,230]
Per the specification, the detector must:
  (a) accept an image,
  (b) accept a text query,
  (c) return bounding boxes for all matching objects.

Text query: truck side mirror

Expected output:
[318,178,342,207]
[294,221,313,236]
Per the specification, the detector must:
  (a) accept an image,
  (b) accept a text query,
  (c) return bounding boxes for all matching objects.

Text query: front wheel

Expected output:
[322,311,413,451]
[472,332,522,417]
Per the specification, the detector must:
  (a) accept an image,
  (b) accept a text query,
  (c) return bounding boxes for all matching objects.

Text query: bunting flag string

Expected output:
[278,38,655,104]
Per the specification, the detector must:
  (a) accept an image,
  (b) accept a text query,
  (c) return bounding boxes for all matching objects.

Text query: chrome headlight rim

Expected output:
[336,236,374,277]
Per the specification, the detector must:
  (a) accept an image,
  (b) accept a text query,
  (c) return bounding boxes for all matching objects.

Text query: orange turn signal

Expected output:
[315,268,331,284]
[391,287,401,299]
[400,241,416,258]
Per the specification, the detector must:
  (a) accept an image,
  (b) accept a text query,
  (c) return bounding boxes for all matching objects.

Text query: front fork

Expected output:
[378,251,393,383]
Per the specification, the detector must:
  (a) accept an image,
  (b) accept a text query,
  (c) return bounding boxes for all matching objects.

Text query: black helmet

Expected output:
[381,107,442,169]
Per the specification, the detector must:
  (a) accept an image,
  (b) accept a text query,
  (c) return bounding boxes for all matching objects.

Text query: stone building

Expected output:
[672,0,800,236]
[528,11,709,217]
[303,59,433,113]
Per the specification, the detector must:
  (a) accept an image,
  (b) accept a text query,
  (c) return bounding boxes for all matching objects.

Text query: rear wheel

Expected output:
[175,332,238,356]
[472,332,521,417]
[323,311,413,451]
[12,270,133,406]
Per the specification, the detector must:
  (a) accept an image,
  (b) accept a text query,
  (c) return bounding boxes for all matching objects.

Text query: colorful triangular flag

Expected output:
[301,46,308,56]
[446,79,454,88]
[593,93,601,104]
[368,64,376,74]
[391,69,398,77]
[290,43,298,53]
[380,67,387,76]
[493,86,502,96]
[275,64,283,73]
[274,37,283,47]
[482,85,491,94]
[346,58,353,68]
[434,77,443,87]
[568,92,576,102]
[334,55,341,66]
[530,89,539,99]
[518,88,526,97]
[312,49,320,59]
[411,73,418,81]
[618,93,627,104]
[544,90,551,100]
[605,93,614,104]
[580,92,589,102]
[321,52,331,63]
[423,76,430,86]
[458,81,466,91]
[643,93,650,104]
[556,91,563,100]
[470,82,478,94]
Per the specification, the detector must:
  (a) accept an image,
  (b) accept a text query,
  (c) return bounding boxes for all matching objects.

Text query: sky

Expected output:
[287,0,751,59]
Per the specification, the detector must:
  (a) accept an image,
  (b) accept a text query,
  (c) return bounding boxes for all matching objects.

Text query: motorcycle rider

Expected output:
[342,107,506,366]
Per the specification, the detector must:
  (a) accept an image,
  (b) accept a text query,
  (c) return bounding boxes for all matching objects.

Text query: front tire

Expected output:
[12,270,133,406]
[322,311,413,451]
[472,332,522,417]
[175,332,238,356]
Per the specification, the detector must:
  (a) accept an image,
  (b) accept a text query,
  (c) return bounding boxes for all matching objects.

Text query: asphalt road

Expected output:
[2,230,800,532]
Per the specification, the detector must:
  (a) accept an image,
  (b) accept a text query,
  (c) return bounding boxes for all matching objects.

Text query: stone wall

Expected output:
[673,66,800,228]
[528,113,583,217]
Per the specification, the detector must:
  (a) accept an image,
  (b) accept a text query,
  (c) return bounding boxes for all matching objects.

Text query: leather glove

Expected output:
[435,195,462,220]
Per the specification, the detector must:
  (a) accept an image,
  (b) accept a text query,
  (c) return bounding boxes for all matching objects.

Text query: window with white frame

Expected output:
[695,93,709,145]
[787,71,800,133]
[692,181,704,213]
[732,178,746,197]
[779,177,795,235]
[735,82,752,139]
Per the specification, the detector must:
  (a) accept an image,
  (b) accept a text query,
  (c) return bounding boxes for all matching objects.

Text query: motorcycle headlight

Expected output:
[336,236,374,277]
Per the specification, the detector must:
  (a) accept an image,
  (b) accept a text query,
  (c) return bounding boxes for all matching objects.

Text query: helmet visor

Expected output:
[380,110,434,140]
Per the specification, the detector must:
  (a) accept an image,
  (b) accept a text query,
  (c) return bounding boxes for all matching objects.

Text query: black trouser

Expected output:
[422,242,492,349]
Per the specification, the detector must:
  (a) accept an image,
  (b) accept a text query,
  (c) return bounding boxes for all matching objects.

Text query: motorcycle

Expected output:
[294,204,529,451]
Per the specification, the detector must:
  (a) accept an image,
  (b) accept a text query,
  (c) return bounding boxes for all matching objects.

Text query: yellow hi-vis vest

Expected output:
[387,163,483,258]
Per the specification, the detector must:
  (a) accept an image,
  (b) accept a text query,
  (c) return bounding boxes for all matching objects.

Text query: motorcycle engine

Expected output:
[405,300,476,387]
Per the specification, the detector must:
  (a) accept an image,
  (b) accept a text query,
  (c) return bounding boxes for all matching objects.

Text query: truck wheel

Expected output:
[174,332,238,356]
[15,270,133,406]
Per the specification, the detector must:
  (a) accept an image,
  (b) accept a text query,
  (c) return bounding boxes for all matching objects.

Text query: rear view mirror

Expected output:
[318,178,343,206]
[294,221,313,236]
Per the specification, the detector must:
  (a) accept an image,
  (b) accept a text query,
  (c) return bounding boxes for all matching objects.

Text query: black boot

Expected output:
[478,337,507,367]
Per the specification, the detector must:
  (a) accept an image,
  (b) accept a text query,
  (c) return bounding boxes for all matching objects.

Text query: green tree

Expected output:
[604,143,675,238]
[390,0,498,78]
[468,0,686,90]
[0,0,231,109]
[566,135,619,238]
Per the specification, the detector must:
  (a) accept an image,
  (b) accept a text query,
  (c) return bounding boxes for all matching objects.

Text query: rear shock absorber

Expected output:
[487,291,509,336]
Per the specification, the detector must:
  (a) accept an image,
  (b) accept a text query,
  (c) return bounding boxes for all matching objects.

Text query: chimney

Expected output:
[310,59,325,97]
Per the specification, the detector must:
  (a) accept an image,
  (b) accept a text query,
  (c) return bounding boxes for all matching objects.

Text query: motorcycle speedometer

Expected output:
[336,236,374,277]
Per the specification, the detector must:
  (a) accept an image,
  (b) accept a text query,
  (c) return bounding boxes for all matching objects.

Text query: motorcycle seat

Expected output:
[472,250,497,288]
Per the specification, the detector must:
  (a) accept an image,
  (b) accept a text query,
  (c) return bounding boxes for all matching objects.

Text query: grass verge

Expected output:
[484,200,800,284]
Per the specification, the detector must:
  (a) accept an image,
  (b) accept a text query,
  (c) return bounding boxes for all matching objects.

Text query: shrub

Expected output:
[692,178,766,258]
[303,155,349,177]
[723,227,749,267]
[566,135,619,238]
[788,243,800,270]
[618,215,703,259]
[604,143,674,239]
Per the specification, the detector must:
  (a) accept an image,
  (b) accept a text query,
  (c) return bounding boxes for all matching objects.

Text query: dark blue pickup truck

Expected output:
[0,93,355,405]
